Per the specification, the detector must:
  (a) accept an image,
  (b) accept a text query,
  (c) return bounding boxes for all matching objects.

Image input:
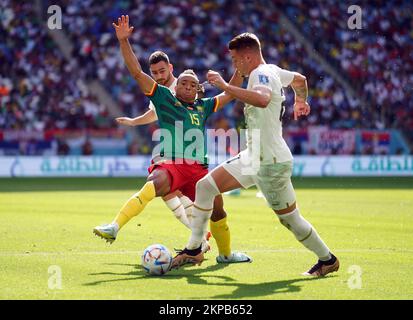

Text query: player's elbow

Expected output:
[132,69,144,80]
[291,73,307,88]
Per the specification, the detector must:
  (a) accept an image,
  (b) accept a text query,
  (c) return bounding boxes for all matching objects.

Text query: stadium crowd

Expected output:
[279,0,413,143]
[59,0,370,151]
[0,0,113,133]
[1,0,411,154]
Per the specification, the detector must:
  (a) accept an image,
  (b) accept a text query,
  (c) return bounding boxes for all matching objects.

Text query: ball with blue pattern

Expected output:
[141,244,172,276]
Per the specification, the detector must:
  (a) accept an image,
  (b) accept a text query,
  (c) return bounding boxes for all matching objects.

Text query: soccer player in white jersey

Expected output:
[172,33,339,277]
[93,45,250,263]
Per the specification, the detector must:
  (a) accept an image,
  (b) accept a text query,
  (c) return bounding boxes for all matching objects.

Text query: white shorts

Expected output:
[221,150,296,210]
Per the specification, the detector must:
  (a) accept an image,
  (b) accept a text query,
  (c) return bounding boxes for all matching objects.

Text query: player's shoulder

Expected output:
[252,64,280,78]
[197,97,218,112]
[249,64,279,85]
[197,97,215,108]
[154,83,175,97]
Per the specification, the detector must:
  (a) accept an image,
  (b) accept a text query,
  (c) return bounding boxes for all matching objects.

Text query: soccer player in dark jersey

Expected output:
[93,15,251,263]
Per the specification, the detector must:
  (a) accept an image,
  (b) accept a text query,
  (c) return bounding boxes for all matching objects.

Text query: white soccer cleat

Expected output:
[216,252,252,264]
[93,223,118,244]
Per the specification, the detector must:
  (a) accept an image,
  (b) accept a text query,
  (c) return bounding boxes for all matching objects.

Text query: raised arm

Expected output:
[116,109,158,127]
[207,70,270,108]
[113,15,155,94]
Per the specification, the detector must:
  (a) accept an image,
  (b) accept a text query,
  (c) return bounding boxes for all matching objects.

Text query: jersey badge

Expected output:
[258,74,269,84]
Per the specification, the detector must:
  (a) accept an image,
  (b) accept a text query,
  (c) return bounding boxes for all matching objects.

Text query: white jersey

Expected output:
[245,64,295,164]
[148,78,177,119]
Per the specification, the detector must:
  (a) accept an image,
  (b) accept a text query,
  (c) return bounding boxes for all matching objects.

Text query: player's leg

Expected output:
[276,201,339,276]
[171,168,238,268]
[185,167,243,251]
[210,196,230,257]
[114,168,170,227]
[93,168,171,243]
[178,193,194,222]
[162,190,211,254]
[162,191,191,229]
[172,152,254,268]
[256,161,339,277]
[210,195,252,263]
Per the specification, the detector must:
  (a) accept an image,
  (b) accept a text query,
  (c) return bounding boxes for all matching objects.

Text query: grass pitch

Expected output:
[0,177,412,300]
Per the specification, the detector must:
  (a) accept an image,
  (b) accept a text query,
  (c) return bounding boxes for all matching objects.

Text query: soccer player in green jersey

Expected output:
[114,51,202,245]
[93,15,251,263]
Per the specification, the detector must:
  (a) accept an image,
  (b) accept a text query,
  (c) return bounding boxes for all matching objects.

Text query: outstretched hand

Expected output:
[112,15,134,41]
[115,117,134,126]
[293,100,311,120]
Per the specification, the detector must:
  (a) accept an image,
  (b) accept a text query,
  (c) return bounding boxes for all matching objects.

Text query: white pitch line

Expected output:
[0,250,139,257]
[0,248,412,257]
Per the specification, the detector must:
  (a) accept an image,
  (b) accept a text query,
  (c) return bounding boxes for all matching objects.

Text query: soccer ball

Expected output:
[141,244,172,276]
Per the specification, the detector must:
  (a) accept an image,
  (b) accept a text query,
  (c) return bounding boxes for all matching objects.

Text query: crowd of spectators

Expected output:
[1,0,411,155]
[57,0,372,150]
[0,0,113,134]
[278,0,413,144]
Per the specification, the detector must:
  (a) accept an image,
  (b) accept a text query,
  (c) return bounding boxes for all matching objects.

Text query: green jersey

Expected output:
[146,82,218,164]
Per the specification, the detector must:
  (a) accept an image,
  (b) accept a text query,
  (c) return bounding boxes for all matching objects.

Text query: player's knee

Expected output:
[196,175,219,194]
[195,177,208,192]
[195,175,220,205]
[148,169,170,197]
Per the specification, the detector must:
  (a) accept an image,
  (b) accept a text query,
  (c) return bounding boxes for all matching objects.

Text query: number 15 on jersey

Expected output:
[190,113,200,126]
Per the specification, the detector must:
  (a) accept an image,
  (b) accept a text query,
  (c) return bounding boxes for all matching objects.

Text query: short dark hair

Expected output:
[228,33,261,51]
[149,51,170,65]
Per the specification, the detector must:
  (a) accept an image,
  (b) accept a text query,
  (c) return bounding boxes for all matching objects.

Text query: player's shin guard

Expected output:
[165,197,191,229]
[187,175,220,250]
[277,208,331,261]
[113,181,156,229]
[210,217,231,257]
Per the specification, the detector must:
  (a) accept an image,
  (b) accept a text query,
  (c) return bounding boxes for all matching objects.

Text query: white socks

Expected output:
[187,175,220,249]
[179,195,194,224]
[164,197,191,229]
[277,208,331,261]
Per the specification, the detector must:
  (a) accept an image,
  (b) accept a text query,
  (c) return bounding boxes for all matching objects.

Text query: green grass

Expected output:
[0,177,412,300]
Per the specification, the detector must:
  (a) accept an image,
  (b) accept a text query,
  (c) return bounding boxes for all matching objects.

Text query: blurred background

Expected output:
[1,0,412,177]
